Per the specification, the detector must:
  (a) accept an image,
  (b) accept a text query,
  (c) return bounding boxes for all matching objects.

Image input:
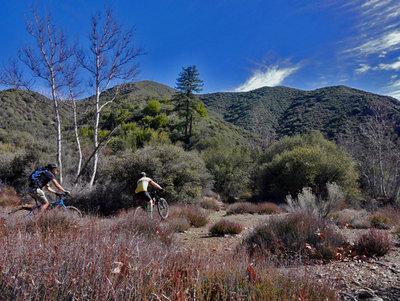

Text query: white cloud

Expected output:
[355,63,372,73]
[378,57,400,70]
[350,30,400,56]
[384,79,400,99]
[234,65,300,92]
[355,57,400,73]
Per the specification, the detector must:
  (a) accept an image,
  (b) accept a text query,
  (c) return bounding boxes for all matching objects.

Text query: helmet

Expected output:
[46,163,58,170]
[140,172,146,177]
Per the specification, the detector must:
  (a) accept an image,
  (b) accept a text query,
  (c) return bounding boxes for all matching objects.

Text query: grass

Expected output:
[0,210,340,300]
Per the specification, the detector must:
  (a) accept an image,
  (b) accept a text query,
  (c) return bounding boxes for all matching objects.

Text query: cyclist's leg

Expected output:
[136,191,152,209]
[29,187,49,213]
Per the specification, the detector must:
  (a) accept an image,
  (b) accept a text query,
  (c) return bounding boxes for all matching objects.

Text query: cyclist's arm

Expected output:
[150,180,162,190]
[49,179,69,194]
[45,183,57,194]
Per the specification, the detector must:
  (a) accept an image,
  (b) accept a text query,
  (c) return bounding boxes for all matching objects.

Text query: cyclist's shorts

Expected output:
[137,191,152,203]
[28,187,48,204]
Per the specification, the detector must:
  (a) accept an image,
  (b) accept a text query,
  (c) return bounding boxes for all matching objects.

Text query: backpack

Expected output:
[28,167,47,188]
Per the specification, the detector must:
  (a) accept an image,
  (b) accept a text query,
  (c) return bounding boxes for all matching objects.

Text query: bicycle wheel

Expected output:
[157,198,169,219]
[65,206,82,218]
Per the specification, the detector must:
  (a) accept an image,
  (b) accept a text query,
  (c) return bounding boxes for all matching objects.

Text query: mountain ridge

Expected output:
[1,81,400,147]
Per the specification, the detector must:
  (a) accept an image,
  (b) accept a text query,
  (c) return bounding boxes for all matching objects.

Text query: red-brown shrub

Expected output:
[209,219,243,236]
[226,202,257,215]
[0,186,20,207]
[170,204,209,227]
[0,213,339,300]
[354,228,392,257]
[255,202,281,215]
[244,211,345,260]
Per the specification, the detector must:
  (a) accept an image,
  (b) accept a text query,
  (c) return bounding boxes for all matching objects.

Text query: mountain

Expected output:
[2,81,400,154]
[0,81,256,153]
[104,80,177,100]
[0,89,70,143]
[199,85,400,140]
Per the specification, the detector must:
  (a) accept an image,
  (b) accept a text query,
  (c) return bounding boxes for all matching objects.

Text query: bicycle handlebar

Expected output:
[55,192,70,198]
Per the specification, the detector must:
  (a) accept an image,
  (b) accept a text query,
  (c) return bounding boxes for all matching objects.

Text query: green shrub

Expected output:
[143,100,162,116]
[209,219,243,236]
[200,137,256,199]
[257,131,359,202]
[98,144,213,204]
[199,198,220,211]
[367,214,392,229]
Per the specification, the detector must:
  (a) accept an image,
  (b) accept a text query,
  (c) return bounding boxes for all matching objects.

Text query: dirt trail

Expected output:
[175,207,271,254]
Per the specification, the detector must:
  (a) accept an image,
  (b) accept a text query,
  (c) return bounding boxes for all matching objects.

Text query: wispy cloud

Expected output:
[378,57,400,70]
[355,57,400,73]
[355,64,372,73]
[343,0,400,57]
[349,30,400,56]
[234,64,300,92]
[387,79,400,99]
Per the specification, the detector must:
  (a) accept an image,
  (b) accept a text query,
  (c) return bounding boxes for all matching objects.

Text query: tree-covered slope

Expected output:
[200,85,400,140]
[0,81,257,153]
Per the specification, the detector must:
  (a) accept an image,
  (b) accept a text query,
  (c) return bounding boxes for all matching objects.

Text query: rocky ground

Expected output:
[175,206,400,301]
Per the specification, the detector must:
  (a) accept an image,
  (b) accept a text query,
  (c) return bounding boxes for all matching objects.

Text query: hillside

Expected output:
[0,81,258,153]
[200,85,400,140]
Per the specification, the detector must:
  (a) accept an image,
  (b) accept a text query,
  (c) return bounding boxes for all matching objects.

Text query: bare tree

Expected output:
[0,58,32,90]
[341,102,400,203]
[60,48,83,181]
[19,8,70,183]
[78,6,143,185]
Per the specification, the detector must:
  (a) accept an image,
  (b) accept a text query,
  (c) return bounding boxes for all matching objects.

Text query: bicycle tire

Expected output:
[65,206,82,218]
[157,198,169,219]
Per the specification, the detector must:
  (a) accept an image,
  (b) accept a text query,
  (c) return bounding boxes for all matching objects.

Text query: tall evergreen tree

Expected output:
[173,65,206,144]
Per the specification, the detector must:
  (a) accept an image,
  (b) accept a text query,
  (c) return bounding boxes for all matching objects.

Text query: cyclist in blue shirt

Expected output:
[11,163,70,214]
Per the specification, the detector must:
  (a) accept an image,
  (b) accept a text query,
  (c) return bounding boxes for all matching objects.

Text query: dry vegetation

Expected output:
[0,208,339,300]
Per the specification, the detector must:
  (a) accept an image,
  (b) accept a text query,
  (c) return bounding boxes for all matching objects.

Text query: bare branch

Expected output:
[0,58,32,90]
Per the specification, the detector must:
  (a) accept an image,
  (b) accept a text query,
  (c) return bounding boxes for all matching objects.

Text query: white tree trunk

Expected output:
[72,100,82,180]
[51,81,63,184]
[89,88,101,186]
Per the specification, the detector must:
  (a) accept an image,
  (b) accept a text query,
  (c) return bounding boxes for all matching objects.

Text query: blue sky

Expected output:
[0,0,399,99]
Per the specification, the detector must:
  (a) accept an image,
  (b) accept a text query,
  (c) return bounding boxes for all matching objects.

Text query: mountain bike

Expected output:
[134,191,169,219]
[25,193,82,219]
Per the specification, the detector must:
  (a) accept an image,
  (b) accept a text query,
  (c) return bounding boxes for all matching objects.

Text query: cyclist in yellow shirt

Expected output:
[135,172,162,209]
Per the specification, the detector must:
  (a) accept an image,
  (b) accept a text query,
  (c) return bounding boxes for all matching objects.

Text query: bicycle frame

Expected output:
[134,191,168,219]
[25,195,71,218]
